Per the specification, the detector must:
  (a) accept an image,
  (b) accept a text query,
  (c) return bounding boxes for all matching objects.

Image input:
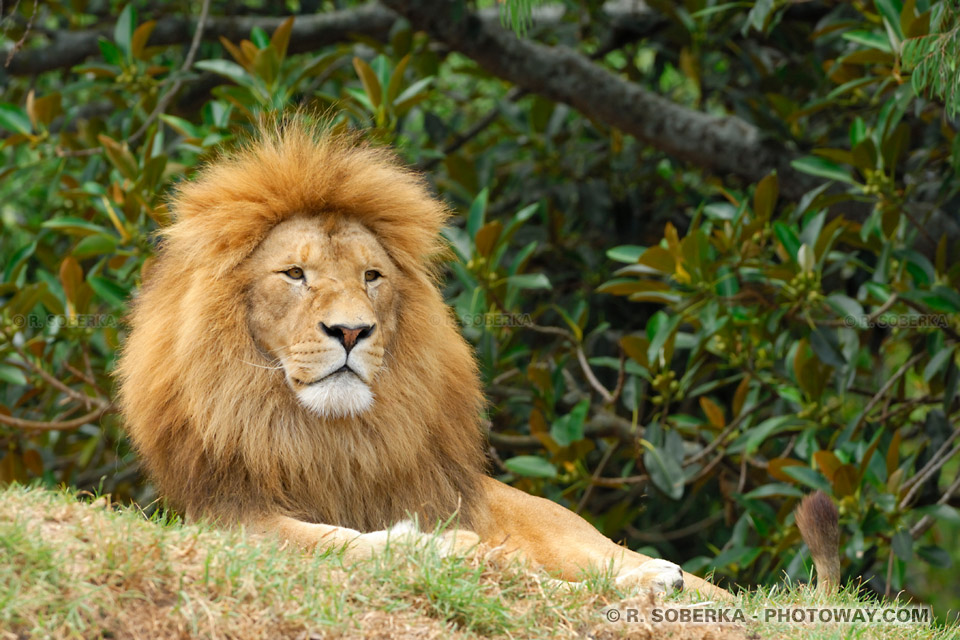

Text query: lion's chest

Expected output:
[275,427,462,532]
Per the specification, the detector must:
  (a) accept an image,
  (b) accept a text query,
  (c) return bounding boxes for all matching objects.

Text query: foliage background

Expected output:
[1,0,959,620]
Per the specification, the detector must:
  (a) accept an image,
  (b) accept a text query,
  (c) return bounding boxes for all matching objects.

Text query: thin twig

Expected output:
[851,352,925,436]
[629,512,724,543]
[899,430,960,509]
[0,404,114,431]
[487,412,636,450]
[575,442,618,514]
[63,361,107,396]
[55,147,99,158]
[884,548,894,599]
[3,0,37,67]
[910,471,960,539]
[2,335,110,410]
[689,448,726,484]
[526,322,615,404]
[590,474,648,488]
[876,396,941,423]
[417,20,643,172]
[490,367,519,385]
[128,0,211,145]
[737,454,748,493]
[900,298,960,343]
[576,345,614,404]
[486,444,508,473]
[419,87,527,171]
[820,293,900,328]
[900,425,960,495]
[526,323,573,340]
[683,396,777,467]
[609,349,627,405]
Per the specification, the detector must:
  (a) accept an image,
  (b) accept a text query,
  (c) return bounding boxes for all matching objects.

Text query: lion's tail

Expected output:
[795,491,841,593]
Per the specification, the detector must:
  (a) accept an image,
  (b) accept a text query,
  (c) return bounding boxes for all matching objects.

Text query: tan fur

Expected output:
[117,119,729,599]
[795,491,841,592]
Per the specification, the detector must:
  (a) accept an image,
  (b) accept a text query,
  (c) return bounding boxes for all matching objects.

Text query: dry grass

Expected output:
[0,486,954,640]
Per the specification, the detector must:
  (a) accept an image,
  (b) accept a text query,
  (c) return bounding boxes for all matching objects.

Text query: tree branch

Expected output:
[379,0,816,198]
[5,2,655,77]
[6,4,396,76]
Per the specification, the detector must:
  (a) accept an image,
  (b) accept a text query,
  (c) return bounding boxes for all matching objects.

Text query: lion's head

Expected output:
[118,121,486,531]
[243,216,397,418]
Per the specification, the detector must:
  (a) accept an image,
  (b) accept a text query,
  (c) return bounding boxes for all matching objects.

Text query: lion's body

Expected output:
[118,121,729,599]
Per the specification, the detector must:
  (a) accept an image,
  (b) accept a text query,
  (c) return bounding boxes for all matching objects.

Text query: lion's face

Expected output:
[242,216,398,418]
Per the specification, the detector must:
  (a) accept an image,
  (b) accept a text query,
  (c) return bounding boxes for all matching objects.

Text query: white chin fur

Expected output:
[295,373,374,418]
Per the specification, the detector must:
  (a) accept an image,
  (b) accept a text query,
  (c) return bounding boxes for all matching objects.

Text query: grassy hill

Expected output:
[1,486,954,639]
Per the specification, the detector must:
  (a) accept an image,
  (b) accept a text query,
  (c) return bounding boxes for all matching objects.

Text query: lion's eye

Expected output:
[364,270,382,283]
[282,267,305,281]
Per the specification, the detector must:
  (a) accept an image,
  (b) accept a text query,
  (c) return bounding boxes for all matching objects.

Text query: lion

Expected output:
[118,120,763,600]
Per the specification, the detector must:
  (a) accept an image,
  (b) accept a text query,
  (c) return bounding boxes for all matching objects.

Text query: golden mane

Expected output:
[117,121,487,531]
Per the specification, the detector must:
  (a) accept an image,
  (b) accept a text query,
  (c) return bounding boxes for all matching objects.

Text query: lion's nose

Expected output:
[321,323,375,354]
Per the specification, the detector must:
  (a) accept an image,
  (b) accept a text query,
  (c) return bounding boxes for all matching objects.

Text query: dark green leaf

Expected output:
[467,188,488,241]
[195,60,252,87]
[250,26,270,49]
[506,274,551,290]
[550,399,590,446]
[113,4,137,59]
[0,104,32,135]
[644,441,684,500]
[3,242,36,283]
[753,172,778,222]
[504,455,557,478]
[73,234,119,258]
[88,276,130,308]
[790,156,857,184]
[607,245,646,263]
[0,364,27,386]
[810,328,846,368]
[842,30,893,52]
[917,545,952,568]
[773,222,801,260]
[782,466,831,492]
[875,0,904,40]
[42,218,110,236]
[891,528,913,561]
[741,416,802,455]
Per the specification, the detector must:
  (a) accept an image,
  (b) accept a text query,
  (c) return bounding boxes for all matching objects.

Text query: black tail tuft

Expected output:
[795,490,841,592]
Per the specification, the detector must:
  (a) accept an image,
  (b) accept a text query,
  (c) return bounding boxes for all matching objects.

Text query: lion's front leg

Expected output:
[472,476,731,599]
[249,513,480,561]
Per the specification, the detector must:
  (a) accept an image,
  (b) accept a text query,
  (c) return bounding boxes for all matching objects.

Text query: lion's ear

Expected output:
[164,118,450,275]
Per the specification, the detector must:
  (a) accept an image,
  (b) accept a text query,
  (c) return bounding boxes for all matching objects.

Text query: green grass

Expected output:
[0,485,955,639]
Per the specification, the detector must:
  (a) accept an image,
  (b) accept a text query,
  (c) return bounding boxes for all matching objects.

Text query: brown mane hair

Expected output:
[117,120,486,531]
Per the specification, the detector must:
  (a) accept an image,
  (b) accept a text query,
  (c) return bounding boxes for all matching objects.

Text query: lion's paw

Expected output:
[353,521,480,557]
[437,528,481,556]
[356,519,420,547]
[616,558,684,594]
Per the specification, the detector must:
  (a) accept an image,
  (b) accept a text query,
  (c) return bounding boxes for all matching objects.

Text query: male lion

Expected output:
[118,121,732,597]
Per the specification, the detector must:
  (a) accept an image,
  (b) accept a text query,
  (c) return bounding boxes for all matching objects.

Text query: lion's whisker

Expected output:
[240,358,284,371]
